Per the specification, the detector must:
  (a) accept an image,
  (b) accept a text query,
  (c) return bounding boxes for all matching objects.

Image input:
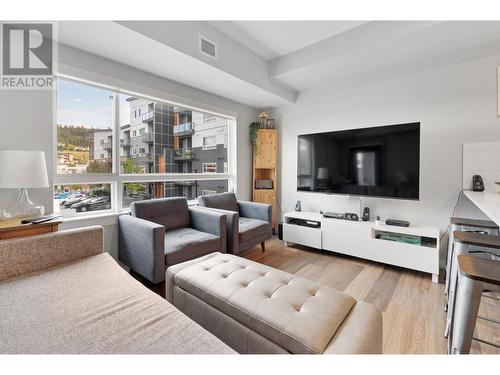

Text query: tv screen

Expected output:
[297,122,420,200]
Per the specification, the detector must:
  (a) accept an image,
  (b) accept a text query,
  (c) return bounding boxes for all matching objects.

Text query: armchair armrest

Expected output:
[238,200,272,223]
[194,207,239,254]
[118,214,165,284]
[189,207,227,253]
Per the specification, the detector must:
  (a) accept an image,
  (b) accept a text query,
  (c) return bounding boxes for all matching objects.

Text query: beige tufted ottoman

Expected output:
[166,252,382,354]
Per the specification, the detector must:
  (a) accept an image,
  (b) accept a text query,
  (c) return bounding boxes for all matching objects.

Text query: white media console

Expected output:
[283,211,440,283]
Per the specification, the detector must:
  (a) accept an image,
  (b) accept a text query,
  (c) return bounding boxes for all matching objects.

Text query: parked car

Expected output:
[63,195,86,208]
[72,196,111,213]
[60,193,83,206]
[55,192,71,200]
[69,197,93,210]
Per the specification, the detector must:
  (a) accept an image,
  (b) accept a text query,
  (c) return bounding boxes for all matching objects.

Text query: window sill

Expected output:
[60,199,199,225]
[62,210,126,222]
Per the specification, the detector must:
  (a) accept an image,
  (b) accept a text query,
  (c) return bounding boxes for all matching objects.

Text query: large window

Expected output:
[56,79,114,174]
[118,93,230,175]
[55,77,235,217]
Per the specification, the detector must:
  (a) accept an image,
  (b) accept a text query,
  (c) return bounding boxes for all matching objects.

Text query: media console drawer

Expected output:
[371,239,439,275]
[283,222,322,249]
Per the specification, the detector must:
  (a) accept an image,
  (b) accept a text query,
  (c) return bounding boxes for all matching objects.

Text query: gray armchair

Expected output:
[118,197,226,290]
[197,192,271,255]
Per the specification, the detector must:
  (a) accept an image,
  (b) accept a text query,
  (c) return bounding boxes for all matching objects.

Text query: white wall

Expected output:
[271,54,500,240]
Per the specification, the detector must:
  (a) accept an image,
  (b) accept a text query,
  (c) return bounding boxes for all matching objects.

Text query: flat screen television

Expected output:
[297,122,420,200]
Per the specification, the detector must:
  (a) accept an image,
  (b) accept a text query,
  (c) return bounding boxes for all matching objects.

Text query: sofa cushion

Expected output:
[165,227,221,266]
[0,253,234,354]
[239,217,271,243]
[167,253,382,354]
[131,197,190,230]
[198,192,239,213]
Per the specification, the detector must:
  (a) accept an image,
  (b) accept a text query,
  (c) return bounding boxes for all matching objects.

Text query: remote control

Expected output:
[21,215,61,225]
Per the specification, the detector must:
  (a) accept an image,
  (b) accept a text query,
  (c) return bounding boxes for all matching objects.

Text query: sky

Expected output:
[56,78,117,129]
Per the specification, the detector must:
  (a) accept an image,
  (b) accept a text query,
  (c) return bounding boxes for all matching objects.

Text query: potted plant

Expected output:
[249,121,261,153]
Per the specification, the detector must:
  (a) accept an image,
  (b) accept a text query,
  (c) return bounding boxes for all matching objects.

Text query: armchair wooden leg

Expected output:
[261,242,266,253]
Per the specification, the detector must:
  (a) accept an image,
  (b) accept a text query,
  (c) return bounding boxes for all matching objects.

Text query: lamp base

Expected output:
[1,188,45,220]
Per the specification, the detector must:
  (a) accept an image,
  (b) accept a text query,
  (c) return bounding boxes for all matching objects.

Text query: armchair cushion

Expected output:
[238,200,272,223]
[239,217,271,243]
[131,197,190,230]
[165,228,221,266]
[198,192,239,213]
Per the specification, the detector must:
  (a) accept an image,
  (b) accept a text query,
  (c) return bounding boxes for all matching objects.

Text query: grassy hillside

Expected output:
[57,125,90,149]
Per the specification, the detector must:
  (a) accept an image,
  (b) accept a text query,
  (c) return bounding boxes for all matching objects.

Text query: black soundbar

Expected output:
[385,219,410,227]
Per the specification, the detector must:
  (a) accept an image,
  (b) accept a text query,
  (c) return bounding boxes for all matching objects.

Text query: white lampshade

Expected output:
[317,167,329,179]
[0,150,49,189]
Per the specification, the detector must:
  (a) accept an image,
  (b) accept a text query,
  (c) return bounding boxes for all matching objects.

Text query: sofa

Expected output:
[118,197,227,292]
[198,192,272,255]
[0,226,234,354]
[166,252,383,354]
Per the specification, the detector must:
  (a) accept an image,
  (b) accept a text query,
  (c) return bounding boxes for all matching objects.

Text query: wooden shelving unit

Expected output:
[252,129,277,230]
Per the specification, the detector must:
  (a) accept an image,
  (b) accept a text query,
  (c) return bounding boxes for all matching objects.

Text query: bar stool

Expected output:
[444,217,499,310]
[450,255,500,354]
[446,231,500,351]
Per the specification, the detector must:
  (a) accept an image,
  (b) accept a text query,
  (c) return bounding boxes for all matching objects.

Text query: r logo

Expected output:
[2,23,53,75]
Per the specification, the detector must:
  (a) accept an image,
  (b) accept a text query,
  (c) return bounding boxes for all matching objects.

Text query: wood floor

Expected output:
[241,237,500,354]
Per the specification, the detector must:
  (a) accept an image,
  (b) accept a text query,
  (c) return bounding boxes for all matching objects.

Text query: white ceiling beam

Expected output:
[269,21,439,79]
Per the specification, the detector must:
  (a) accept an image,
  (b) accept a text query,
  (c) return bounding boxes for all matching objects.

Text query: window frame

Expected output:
[54,75,237,215]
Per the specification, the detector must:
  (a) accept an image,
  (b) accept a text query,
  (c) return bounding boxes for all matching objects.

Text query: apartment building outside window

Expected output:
[202,162,217,173]
[55,77,235,217]
[203,136,217,150]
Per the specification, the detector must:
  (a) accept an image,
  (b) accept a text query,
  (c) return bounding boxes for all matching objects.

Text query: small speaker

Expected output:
[278,223,283,240]
[472,175,485,192]
[362,207,370,222]
[295,200,301,212]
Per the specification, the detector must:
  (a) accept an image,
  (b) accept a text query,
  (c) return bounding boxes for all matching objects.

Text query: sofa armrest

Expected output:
[0,226,103,282]
[118,214,165,284]
[195,207,239,254]
[238,200,272,223]
[190,207,227,253]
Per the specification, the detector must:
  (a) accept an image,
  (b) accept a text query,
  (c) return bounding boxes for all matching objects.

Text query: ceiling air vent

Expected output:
[199,35,217,60]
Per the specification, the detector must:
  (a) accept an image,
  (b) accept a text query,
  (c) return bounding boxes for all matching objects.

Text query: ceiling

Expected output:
[56,21,500,109]
[268,21,500,92]
[209,21,367,60]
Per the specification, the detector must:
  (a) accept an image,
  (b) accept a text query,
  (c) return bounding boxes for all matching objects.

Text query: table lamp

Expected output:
[0,150,49,220]
[316,167,330,189]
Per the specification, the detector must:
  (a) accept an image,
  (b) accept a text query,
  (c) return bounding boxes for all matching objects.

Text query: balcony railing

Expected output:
[141,132,154,143]
[120,138,131,147]
[173,122,195,137]
[174,149,193,161]
[142,111,154,122]
[103,142,112,150]
[130,152,152,160]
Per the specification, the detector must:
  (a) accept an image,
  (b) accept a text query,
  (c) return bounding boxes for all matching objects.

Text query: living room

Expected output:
[1,1,500,373]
